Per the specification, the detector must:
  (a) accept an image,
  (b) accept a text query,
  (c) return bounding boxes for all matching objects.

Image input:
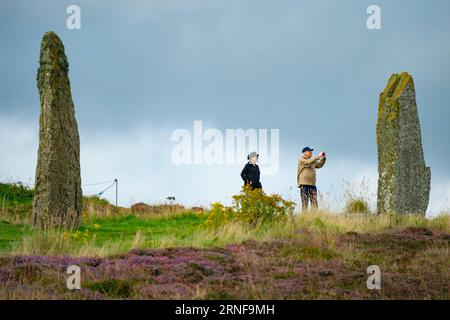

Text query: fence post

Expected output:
[114,179,118,206]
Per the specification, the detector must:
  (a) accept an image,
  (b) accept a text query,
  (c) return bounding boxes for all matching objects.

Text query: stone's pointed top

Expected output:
[37,31,69,92]
[42,31,62,42]
[383,71,415,99]
[40,31,65,54]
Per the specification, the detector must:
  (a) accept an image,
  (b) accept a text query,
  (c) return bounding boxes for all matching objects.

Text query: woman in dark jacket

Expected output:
[240,151,262,190]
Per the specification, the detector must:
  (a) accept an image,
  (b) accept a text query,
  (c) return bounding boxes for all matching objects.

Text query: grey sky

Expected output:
[1,0,449,214]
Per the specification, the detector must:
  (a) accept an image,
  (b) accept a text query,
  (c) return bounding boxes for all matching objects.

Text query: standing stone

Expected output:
[33,32,82,229]
[376,72,430,215]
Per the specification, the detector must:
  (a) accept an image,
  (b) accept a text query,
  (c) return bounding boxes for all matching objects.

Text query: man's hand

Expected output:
[319,151,325,158]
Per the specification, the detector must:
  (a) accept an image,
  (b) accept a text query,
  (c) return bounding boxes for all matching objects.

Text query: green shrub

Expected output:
[342,178,372,214]
[0,182,34,207]
[203,202,234,228]
[233,186,295,225]
[205,185,295,227]
[345,198,370,214]
[0,183,34,222]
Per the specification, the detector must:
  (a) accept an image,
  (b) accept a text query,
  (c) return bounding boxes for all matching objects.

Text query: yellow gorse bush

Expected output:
[204,185,296,228]
[204,202,234,228]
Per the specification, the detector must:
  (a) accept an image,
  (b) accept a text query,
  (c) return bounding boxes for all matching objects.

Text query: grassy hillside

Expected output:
[0,183,34,206]
[0,183,34,223]
[0,182,448,299]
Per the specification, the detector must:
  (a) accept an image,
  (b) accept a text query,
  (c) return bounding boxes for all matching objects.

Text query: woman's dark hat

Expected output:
[247,151,259,160]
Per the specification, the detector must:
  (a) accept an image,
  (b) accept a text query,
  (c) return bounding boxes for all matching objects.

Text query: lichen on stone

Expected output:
[376,72,430,215]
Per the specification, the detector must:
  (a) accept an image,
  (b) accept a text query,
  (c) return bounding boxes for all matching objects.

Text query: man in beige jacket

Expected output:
[297,146,327,211]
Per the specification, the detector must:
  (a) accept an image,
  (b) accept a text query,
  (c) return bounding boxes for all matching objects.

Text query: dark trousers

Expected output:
[245,181,262,191]
[300,185,318,211]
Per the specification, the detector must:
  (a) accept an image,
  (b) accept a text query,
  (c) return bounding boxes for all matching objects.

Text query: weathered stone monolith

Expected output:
[376,72,430,215]
[33,32,82,229]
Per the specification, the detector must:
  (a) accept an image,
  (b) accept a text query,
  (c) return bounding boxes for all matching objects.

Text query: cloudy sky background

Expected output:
[1,0,449,215]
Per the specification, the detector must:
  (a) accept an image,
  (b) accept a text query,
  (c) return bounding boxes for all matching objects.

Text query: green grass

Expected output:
[1,209,448,257]
[0,182,448,258]
[0,211,207,256]
[0,183,34,224]
[80,212,206,247]
[0,180,209,256]
[0,182,34,207]
[0,221,31,251]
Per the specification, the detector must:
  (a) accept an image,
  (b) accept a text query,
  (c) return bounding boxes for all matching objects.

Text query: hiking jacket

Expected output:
[240,163,262,188]
[297,156,326,187]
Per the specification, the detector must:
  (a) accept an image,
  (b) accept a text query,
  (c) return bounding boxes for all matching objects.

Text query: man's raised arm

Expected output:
[315,156,326,169]
[299,156,321,168]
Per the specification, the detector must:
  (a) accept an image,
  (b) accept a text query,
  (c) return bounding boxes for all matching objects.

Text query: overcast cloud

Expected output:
[0,0,449,215]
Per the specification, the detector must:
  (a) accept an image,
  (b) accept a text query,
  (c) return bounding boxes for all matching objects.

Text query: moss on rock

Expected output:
[376,72,430,215]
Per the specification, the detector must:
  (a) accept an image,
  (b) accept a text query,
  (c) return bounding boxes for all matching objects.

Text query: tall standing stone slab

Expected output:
[33,32,82,229]
[376,72,430,215]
